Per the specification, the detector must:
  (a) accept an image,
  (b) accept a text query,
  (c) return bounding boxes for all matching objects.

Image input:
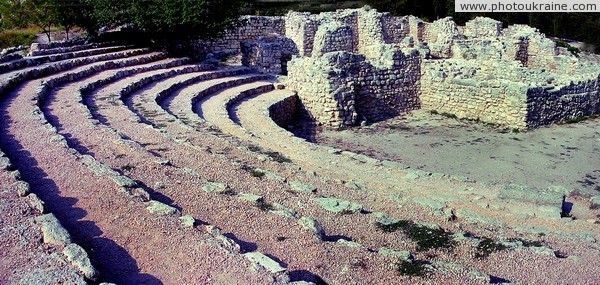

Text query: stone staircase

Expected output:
[0,42,598,284]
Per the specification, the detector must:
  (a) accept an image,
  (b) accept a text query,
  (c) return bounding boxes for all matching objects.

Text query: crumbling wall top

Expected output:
[464,17,503,38]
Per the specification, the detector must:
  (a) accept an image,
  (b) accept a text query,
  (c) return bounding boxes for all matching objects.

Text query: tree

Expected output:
[26,0,59,42]
[55,0,94,40]
[0,0,31,29]
[86,0,245,50]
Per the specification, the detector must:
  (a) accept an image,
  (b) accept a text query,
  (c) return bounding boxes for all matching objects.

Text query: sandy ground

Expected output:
[315,110,600,195]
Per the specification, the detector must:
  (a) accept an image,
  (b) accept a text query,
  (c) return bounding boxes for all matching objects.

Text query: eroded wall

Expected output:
[202,7,600,130]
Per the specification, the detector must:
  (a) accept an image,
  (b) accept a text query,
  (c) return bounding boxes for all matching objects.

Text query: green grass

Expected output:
[376,220,455,251]
[0,27,38,49]
[556,40,581,56]
[246,144,292,163]
[475,238,507,258]
[564,114,600,124]
[396,260,431,277]
[255,199,275,211]
[120,163,135,172]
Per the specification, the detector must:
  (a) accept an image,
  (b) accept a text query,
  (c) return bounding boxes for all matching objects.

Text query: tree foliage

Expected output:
[0,0,32,30]
[26,0,59,42]
[86,0,246,47]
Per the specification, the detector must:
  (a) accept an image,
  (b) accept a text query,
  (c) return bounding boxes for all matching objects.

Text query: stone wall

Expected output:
[269,94,300,128]
[199,7,600,130]
[526,78,600,128]
[195,16,285,54]
[464,17,502,38]
[421,56,600,129]
[312,22,355,56]
[286,52,361,126]
[424,17,461,58]
[420,59,529,129]
[241,35,299,74]
[287,47,421,127]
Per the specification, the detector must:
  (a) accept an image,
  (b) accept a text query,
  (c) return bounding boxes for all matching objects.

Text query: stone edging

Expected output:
[0,147,98,282]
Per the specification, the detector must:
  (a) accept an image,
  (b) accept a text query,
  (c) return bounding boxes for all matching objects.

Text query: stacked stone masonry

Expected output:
[205,7,600,130]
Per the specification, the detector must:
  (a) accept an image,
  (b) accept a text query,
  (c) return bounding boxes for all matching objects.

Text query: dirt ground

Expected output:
[315,110,600,195]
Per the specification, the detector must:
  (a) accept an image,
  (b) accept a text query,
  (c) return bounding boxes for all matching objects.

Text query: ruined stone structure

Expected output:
[202,7,600,130]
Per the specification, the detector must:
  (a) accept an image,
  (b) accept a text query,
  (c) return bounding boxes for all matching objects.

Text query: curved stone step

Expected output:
[199,80,276,138]
[1,43,597,283]
[0,45,130,74]
[0,52,288,284]
[231,89,579,227]
[0,48,151,97]
[124,69,596,282]
[28,43,105,57]
[75,67,400,284]
[163,72,271,126]
[66,66,511,283]
[37,59,314,283]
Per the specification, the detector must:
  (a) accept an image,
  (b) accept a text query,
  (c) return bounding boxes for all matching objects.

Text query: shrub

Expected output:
[0,28,38,49]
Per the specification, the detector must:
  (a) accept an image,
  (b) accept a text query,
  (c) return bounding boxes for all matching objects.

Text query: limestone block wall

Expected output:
[285,12,320,57]
[357,9,387,53]
[285,10,360,57]
[408,16,427,42]
[503,25,558,69]
[286,52,363,126]
[424,17,461,58]
[312,22,355,56]
[195,16,285,54]
[421,57,600,129]
[241,35,299,75]
[451,39,508,60]
[355,46,422,122]
[381,15,410,44]
[269,94,300,128]
[464,17,503,38]
[420,59,529,129]
[526,78,600,128]
[287,47,422,127]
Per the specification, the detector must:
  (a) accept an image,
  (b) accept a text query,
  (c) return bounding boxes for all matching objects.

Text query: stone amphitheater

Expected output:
[1,7,599,285]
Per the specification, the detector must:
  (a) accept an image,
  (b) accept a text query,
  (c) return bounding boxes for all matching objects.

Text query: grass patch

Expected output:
[554,250,568,258]
[241,164,266,179]
[565,114,600,124]
[396,260,431,277]
[475,238,507,259]
[512,128,520,133]
[220,188,238,196]
[376,220,455,251]
[250,168,265,178]
[0,27,38,49]
[264,150,292,163]
[120,164,135,172]
[255,199,275,212]
[246,144,292,163]
[556,40,581,56]
[510,238,543,248]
